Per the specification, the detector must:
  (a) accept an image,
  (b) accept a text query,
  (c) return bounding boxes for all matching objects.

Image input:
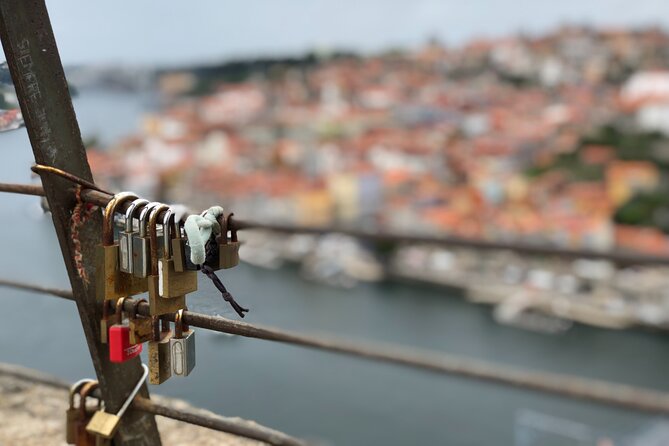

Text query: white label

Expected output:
[119,238,128,269]
[158,261,164,296]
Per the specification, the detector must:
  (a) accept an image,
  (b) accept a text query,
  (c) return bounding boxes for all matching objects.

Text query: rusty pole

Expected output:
[0,1,161,444]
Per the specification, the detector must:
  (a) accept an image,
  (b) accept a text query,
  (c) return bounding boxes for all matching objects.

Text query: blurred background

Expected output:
[2,1,669,445]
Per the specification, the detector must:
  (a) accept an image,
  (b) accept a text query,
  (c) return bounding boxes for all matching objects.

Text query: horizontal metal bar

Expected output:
[229,218,669,266]
[2,278,668,415]
[0,360,305,445]
[133,397,308,446]
[0,278,73,299]
[0,182,46,197]
[1,182,667,266]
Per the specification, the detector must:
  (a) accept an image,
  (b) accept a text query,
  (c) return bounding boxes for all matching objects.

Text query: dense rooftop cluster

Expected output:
[92,26,669,254]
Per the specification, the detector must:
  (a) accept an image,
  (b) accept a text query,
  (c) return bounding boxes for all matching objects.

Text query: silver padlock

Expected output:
[119,198,148,274]
[218,212,240,269]
[169,309,195,377]
[132,202,161,278]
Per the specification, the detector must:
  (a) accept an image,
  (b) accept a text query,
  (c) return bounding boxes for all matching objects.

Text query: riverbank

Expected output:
[0,362,262,446]
[240,231,669,333]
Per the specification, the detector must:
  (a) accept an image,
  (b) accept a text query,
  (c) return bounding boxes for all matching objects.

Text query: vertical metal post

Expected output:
[0,1,161,444]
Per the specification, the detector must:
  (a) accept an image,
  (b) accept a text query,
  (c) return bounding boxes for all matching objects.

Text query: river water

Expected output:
[0,90,668,446]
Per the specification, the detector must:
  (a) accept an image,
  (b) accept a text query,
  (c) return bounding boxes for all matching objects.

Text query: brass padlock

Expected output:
[218,212,240,269]
[95,436,111,446]
[75,381,101,446]
[99,300,112,345]
[119,198,148,275]
[65,379,95,444]
[96,192,137,303]
[86,364,148,439]
[128,298,152,345]
[147,205,185,315]
[160,209,197,298]
[148,317,172,385]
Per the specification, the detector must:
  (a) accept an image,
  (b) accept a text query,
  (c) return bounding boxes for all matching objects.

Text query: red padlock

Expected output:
[109,297,142,363]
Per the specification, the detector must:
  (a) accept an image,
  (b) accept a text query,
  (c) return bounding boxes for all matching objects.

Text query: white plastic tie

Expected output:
[184,206,224,265]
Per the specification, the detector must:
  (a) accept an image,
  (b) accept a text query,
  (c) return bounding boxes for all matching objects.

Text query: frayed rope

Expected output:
[70,186,98,284]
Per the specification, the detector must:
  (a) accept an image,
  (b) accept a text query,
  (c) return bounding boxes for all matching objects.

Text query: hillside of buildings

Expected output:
[86,26,669,255]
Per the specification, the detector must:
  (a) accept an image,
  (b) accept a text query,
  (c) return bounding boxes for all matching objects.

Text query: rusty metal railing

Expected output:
[2,278,669,416]
[2,181,669,267]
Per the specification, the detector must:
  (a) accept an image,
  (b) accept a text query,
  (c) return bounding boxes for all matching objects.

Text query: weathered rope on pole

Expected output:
[1,278,668,415]
[70,185,98,284]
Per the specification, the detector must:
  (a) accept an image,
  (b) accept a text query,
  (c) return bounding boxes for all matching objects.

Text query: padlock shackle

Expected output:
[162,209,174,260]
[149,204,170,275]
[124,198,149,232]
[228,212,238,242]
[138,202,162,237]
[218,213,229,246]
[174,309,189,339]
[78,381,100,417]
[173,217,184,240]
[115,364,148,419]
[69,378,95,407]
[103,192,137,246]
[115,297,126,326]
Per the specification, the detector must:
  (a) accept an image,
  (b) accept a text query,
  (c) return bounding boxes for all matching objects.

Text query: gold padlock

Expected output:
[75,381,101,446]
[147,205,185,316]
[148,317,172,385]
[99,300,112,344]
[86,364,148,439]
[96,192,137,303]
[218,212,240,269]
[65,379,95,444]
[159,209,197,298]
[128,298,153,345]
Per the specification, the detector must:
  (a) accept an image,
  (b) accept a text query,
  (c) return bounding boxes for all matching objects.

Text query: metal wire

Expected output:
[0,278,73,299]
[30,164,111,194]
[1,181,667,266]
[1,278,668,415]
[228,217,669,266]
[133,397,308,446]
[0,182,46,197]
[0,363,307,446]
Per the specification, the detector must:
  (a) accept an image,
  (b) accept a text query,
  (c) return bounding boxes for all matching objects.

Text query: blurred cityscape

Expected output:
[88,26,669,246]
[3,8,669,445]
[5,26,669,332]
